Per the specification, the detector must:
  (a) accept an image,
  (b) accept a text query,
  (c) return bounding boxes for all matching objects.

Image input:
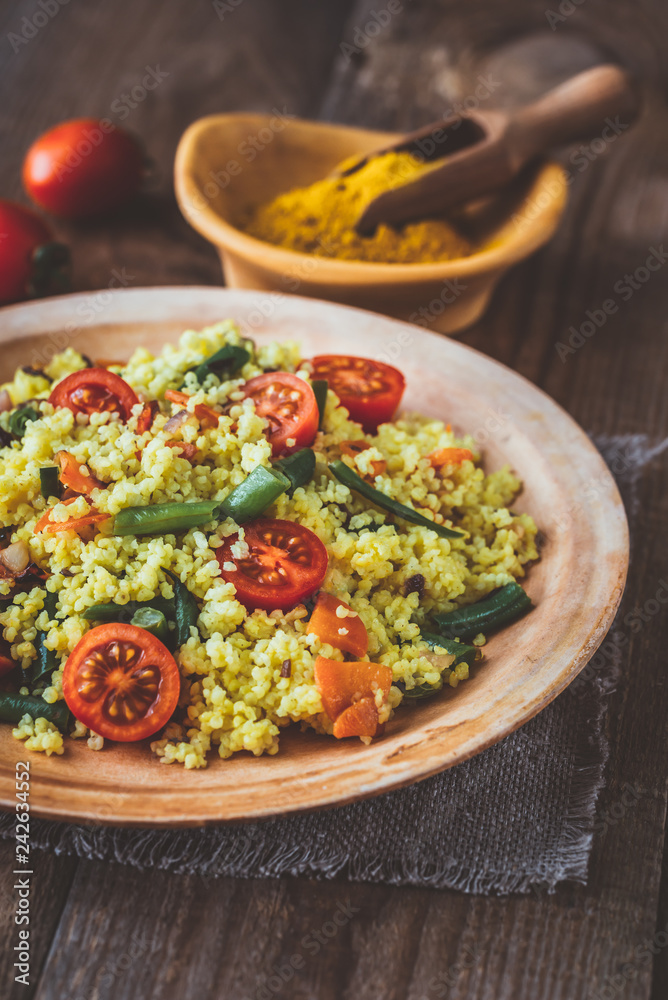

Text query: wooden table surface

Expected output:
[1,1,668,997]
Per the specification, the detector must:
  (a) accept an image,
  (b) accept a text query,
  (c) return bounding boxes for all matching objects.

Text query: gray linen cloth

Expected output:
[0,436,641,894]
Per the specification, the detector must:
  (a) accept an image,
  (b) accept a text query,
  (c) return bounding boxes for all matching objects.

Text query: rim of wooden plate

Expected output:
[0,287,629,827]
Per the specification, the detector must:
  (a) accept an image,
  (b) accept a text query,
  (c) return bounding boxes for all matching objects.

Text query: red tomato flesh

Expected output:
[49,368,139,421]
[217,518,328,612]
[242,372,318,456]
[309,592,369,658]
[309,355,405,433]
[23,118,144,218]
[62,623,180,742]
[0,200,51,305]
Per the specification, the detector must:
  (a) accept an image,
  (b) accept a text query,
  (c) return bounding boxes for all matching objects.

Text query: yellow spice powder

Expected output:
[243,151,475,264]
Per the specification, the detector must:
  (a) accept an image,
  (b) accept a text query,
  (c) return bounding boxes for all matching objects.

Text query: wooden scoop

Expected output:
[351,64,639,235]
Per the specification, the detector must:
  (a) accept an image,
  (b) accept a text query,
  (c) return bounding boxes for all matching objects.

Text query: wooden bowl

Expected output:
[0,288,627,827]
[174,113,568,335]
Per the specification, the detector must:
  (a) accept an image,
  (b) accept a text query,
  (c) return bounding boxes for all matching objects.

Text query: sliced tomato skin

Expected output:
[49,368,139,421]
[217,517,328,612]
[309,355,405,433]
[62,623,180,742]
[242,372,318,456]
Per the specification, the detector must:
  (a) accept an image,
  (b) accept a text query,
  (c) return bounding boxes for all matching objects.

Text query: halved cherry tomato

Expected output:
[339,440,387,478]
[34,496,109,535]
[309,593,368,658]
[217,517,328,612]
[62,623,180,742]
[309,356,405,433]
[49,368,139,421]
[314,655,392,727]
[333,696,379,738]
[164,390,221,429]
[428,447,473,467]
[57,451,104,494]
[23,119,144,219]
[242,372,318,456]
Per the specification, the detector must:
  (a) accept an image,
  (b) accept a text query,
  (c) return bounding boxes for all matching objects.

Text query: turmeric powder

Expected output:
[243,151,475,264]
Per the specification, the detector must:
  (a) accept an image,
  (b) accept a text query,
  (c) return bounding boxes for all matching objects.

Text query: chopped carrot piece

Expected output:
[340,440,386,478]
[310,593,368,658]
[428,447,473,468]
[34,496,109,535]
[333,696,379,738]
[165,390,221,428]
[136,400,159,434]
[56,451,104,495]
[314,656,392,723]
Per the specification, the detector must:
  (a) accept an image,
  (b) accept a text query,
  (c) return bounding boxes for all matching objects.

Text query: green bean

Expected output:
[82,596,175,624]
[218,465,289,523]
[165,570,200,646]
[395,679,444,700]
[329,460,464,539]
[273,448,315,494]
[432,581,532,640]
[131,607,170,644]
[186,344,250,385]
[114,464,290,536]
[30,591,59,689]
[311,379,328,429]
[395,634,479,700]
[113,500,220,536]
[9,406,39,437]
[0,692,71,731]
[39,466,61,500]
[420,632,479,667]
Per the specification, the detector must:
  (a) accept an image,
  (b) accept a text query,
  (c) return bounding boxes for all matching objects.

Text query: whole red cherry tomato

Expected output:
[0,200,70,305]
[23,118,144,218]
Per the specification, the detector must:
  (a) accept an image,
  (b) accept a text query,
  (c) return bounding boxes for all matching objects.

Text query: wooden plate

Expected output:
[0,288,628,827]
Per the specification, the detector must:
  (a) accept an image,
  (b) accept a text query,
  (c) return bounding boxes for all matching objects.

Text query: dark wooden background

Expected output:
[1,1,668,997]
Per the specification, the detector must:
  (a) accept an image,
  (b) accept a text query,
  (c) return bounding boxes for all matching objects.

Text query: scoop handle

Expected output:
[506,64,639,164]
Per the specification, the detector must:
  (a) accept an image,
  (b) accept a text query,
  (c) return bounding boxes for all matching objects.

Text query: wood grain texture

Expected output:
[1,0,668,998]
